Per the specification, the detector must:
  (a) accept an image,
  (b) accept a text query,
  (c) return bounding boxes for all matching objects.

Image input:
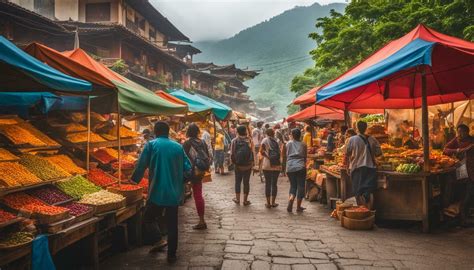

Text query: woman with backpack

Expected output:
[260,128,282,208]
[286,128,307,212]
[230,125,254,206]
[183,123,210,230]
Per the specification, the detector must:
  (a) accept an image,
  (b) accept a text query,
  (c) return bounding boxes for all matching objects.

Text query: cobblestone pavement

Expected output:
[101,173,474,270]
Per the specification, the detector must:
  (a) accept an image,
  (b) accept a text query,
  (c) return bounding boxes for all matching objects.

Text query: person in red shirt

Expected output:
[443,124,473,158]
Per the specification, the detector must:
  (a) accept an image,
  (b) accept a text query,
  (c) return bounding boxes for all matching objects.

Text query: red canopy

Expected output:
[287,104,344,122]
[293,86,320,105]
[317,24,474,111]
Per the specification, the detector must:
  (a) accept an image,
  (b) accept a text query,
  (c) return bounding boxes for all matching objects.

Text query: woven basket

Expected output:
[34,210,70,225]
[107,186,143,198]
[71,208,95,224]
[88,199,126,214]
[341,214,375,230]
[344,209,375,220]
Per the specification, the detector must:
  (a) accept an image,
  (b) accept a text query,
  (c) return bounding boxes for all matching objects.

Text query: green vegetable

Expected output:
[56,175,101,199]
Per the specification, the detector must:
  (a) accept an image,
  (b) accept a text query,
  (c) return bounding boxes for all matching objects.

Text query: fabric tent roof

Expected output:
[287,104,344,122]
[169,89,212,114]
[316,25,474,111]
[195,93,232,120]
[293,86,320,105]
[155,90,188,106]
[169,89,234,119]
[0,36,91,93]
[27,45,186,115]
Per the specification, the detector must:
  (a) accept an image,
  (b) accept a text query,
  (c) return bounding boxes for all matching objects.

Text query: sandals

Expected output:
[265,203,272,208]
[192,223,207,230]
[232,198,240,205]
[243,201,251,206]
[296,207,306,212]
[272,203,279,208]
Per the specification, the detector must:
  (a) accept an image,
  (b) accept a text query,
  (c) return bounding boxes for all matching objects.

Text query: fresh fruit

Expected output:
[2,193,68,215]
[0,149,19,162]
[43,155,86,175]
[0,124,46,146]
[79,190,124,205]
[396,163,421,173]
[27,186,72,205]
[0,162,42,187]
[62,202,93,217]
[87,168,117,187]
[20,154,71,180]
[56,175,101,199]
[110,184,141,191]
[92,149,116,164]
[0,209,16,223]
[66,131,106,144]
[0,232,34,247]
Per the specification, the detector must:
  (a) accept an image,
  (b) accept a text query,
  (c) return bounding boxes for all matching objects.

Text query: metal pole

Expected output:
[86,97,91,174]
[421,70,430,172]
[117,101,122,185]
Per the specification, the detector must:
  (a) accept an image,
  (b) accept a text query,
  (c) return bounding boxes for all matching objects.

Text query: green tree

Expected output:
[290,0,474,113]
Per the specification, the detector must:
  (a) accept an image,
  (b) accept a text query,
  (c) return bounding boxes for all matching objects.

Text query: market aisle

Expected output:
[101,173,474,270]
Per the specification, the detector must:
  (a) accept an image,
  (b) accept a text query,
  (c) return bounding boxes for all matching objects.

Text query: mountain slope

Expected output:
[194,2,346,117]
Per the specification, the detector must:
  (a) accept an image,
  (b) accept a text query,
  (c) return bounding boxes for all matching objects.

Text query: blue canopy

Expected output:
[170,89,232,120]
[0,92,86,118]
[0,36,91,93]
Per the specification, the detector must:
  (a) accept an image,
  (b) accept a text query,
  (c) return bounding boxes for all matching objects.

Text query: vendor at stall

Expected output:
[443,124,473,158]
[303,125,312,147]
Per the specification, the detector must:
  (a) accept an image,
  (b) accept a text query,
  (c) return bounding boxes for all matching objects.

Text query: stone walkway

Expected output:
[101,173,474,270]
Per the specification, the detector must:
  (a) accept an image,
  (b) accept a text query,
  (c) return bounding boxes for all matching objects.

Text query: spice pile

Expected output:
[60,123,87,133]
[79,190,124,205]
[43,155,86,175]
[92,149,116,164]
[0,148,19,162]
[107,126,139,138]
[66,131,106,144]
[110,184,141,191]
[2,193,68,216]
[62,202,93,217]
[18,122,59,147]
[111,160,135,170]
[20,154,71,180]
[28,186,72,205]
[0,125,46,146]
[87,168,117,187]
[56,175,101,199]
[0,162,42,188]
[0,209,16,223]
[0,232,34,248]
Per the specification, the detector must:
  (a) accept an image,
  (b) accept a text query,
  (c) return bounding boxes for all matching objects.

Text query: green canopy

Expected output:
[195,93,232,120]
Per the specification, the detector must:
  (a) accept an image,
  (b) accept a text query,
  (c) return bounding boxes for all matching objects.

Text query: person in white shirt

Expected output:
[251,122,264,165]
[345,121,382,209]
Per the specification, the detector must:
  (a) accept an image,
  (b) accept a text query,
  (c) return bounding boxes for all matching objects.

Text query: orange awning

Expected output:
[155,90,187,106]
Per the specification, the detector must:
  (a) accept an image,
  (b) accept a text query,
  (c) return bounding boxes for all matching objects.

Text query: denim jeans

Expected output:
[287,168,306,199]
[263,170,279,197]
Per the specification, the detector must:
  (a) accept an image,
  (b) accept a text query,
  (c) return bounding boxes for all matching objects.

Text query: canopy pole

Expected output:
[421,70,430,172]
[344,110,350,127]
[117,102,122,186]
[213,115,217,152]
[413,108,416,138]
[86,97,91,174]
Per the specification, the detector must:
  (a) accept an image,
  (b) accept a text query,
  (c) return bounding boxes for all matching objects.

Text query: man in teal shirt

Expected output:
[132,121,191,263]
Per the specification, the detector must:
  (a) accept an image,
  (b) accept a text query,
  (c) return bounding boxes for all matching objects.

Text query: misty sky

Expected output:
[152,0,346,41]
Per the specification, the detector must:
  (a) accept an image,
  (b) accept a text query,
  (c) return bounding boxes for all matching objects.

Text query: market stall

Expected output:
[315,24,474,232]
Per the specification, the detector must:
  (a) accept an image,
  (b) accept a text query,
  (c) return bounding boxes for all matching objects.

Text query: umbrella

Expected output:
[287,104,344,122]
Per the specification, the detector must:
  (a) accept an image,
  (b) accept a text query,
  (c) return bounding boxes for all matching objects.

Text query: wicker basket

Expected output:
[336,202,353,212]
[107,186,143,198]
[87,199,126,215]
[341,214,375,230]
[34,210,70,225]
[344,209,375,220]
[71,208,95,224]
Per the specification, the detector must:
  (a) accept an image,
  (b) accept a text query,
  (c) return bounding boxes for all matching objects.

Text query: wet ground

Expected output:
[101,172,474,270]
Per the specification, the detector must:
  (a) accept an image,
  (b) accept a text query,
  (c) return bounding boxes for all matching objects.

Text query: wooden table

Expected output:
[48,217,100,269]
[0,243,32,269]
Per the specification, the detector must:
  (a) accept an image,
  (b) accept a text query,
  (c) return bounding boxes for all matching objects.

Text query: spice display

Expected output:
[66,131,106,144]
[20,154,71,180]
[91,148,116,164]
[62,202,93,217]
[111,160,135,170]
[43,155,86,175]
[0,162,42,188]
[61,123,87,133]
[56,175,101,199]
[0,124,46,146]
[18,122,59,147]
[0,148,19,162]
[87,168,117,187]
[0,232,34,248]
[79,190,124,205]
[0,209,16,223]
[104,148,119,159]
[110,184,141,191]
[100,133,117,141]
[107,126,139,138]
[0,117,21,125]
[28,186,72,205]
[2,193,68,215]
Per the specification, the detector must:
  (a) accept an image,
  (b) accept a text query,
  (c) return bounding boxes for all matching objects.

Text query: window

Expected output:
[85,3,111,22]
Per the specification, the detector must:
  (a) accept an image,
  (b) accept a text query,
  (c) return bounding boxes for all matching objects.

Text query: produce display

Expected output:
[0,232,34,248]
[2,193,69,216]
[62,202,93,217]
[56,175,101,199]
[107,126,139,138]
[0,209,16,223]
[66,131,106,144]
[87,168,117,187]
[0,148,19,162]
[111,160,135,170]
[137,178,149,193]
[360,114,384,123]
[91,148,116,164]
[396,163,421,174]
[18,122,59,147]
[79,190,124,205]
[60,123,87,133]
[109,184,141,191]
[0,124,46,146]
[0,162,42,188]
[20,154,71,180]
[0,117,21,125]
[43,155,86,175]
[27,186,72,205]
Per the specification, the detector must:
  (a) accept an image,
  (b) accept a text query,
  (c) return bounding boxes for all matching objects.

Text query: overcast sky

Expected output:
[152,0,346,41]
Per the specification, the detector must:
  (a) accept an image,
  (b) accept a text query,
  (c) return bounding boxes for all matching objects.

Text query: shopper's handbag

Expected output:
[456,158,468,180]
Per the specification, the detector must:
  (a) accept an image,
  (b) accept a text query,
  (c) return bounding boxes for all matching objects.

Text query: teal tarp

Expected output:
[170,89,231,120]
[0,36,91,93]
